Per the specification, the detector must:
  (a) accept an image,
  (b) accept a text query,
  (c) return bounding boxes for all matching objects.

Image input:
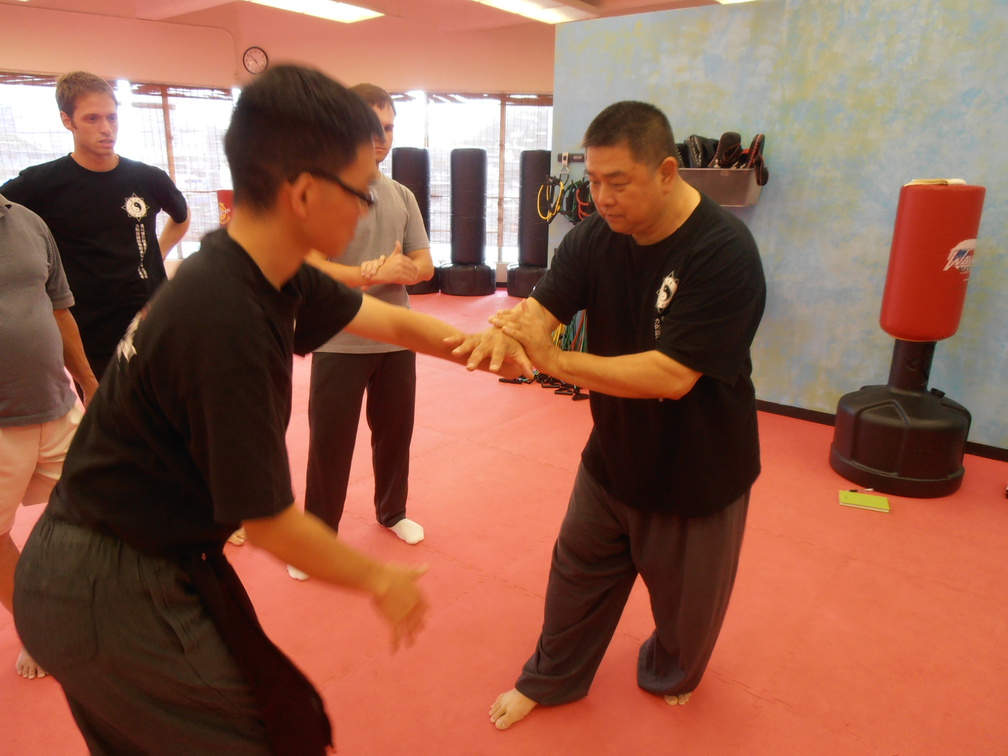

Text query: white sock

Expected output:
[388,518,424,544]
[286,564,309,581]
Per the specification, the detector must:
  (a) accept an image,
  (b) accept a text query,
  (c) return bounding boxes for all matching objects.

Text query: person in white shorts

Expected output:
[0,194,98,679]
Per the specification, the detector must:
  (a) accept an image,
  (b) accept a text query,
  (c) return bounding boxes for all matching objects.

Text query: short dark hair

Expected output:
[351,83,396,115]
[224,65,384,210]
[56,71,117,117]
[582,101,677,168]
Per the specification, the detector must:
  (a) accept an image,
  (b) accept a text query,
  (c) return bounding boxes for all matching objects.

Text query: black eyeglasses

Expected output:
[310,170,376,208]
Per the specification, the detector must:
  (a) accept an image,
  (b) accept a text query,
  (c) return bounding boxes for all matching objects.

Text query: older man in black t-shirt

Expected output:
[454,101,766,730]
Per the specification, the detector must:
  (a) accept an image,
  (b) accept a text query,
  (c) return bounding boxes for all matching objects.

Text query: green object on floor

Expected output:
[838,490,891,512]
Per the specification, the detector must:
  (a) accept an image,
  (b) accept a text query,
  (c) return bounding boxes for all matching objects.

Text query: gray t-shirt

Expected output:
[314,173,430,354]
[0,194,77,426]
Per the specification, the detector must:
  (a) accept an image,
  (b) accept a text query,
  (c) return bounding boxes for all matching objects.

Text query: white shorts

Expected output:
[0,404,83,534]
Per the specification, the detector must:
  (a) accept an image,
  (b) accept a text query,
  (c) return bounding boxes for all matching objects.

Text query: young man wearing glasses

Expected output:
[13,66,527,755]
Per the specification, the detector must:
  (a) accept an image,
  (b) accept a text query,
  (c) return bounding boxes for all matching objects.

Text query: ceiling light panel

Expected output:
[247,0,383,23]
[470,0,598,25]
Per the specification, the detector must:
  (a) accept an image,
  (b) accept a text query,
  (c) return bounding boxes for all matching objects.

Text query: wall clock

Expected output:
[242,46,268,75]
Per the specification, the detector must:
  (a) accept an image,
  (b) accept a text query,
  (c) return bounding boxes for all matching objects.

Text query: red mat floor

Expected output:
[2,291,1005,755]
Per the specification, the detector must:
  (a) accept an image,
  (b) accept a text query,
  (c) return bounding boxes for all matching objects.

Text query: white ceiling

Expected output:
[2,0,717,32]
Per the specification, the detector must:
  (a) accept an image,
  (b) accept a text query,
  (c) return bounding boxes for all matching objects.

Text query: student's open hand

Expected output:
[446,328,534,377]
[373,562,429,651]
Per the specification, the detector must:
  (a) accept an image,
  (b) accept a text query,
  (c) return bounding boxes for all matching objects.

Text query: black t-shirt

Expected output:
[1,155,189,370]
[47,229,363,557]
[532,195,766,517]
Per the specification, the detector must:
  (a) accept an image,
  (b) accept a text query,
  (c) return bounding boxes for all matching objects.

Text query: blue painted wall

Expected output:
[552,0,1007,450]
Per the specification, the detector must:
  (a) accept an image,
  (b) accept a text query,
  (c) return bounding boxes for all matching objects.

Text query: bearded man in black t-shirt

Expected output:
[453,101,766,730]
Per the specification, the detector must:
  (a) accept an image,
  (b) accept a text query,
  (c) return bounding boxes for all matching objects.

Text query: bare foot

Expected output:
[664,691,692,705]
[489,688,537,730]
[227,528,247,546]
[16,647,46,680]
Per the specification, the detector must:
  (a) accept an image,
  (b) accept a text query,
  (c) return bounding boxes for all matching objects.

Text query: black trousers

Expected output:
[516,464,750,705]
[305,350,416,530]
[14,515,273,756]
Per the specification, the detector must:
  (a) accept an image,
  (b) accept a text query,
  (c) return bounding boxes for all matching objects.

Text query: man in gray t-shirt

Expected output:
[296,84,434,574]
[0,195,97,678]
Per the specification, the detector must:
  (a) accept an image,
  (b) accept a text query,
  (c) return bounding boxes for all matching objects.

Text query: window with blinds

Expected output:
[1,73,552,265]
[389,91,553,266]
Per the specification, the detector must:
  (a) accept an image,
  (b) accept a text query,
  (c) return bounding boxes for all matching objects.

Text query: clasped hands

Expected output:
[360,241,419,287]
[446,300,557,378]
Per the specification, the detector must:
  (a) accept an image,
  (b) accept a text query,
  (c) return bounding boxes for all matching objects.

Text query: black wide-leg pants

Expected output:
[14,515,272,755]
[305,350,416,530]
[516,464,749,705]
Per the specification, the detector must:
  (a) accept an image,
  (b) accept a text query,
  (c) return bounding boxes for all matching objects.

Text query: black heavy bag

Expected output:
[508,149,551,297]
[391,147,431,236]
[443,148,494,295]
[392,147,439,294]
[450,148,487,266]
[518,149,550,267]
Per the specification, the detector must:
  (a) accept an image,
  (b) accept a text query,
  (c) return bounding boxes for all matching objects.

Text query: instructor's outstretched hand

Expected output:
[489,300,559,372]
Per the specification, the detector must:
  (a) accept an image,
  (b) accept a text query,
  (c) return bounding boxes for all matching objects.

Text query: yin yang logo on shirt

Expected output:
[654,272,679,340]
[123,194,149,221]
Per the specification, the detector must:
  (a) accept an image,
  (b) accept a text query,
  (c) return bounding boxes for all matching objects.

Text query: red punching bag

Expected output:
[879,181,986,341]
[830,178,986,498]
[216,189,234,226]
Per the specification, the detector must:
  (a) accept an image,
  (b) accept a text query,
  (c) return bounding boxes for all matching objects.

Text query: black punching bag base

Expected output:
[507,264,546,298]
[829,385,971,498]
[406,267,440,295]
[440,263,496,296]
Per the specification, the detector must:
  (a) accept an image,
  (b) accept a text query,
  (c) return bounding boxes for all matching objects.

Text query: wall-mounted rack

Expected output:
[679,168,763,207]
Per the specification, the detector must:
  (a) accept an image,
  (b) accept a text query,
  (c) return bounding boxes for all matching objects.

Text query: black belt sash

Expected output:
[179,549,333,755]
